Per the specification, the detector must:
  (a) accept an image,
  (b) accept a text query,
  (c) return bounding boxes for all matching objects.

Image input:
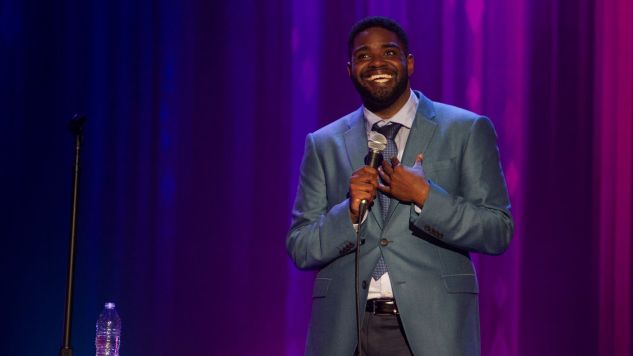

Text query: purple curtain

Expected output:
[595,1,633,354]
[2,0,631,355]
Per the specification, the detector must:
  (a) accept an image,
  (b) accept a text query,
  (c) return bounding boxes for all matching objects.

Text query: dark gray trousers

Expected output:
[357,311,414,356]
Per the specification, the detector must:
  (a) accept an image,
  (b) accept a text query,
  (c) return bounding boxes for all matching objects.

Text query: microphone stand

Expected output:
[60,114,86,356]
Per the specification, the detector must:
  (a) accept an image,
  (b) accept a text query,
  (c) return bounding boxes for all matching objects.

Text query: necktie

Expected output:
[371,122,402,280]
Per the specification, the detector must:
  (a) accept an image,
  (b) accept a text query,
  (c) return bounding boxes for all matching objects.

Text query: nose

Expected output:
[368,56,388,69]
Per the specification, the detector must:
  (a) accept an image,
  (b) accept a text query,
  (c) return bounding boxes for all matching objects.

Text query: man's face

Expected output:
[348,27,414,112]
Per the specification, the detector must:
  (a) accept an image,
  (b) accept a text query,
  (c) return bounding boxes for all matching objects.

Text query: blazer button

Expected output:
[379,238,389,246]
[362,280,367,289]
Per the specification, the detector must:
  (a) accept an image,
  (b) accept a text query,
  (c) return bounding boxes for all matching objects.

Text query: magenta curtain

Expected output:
[595,1,633,355]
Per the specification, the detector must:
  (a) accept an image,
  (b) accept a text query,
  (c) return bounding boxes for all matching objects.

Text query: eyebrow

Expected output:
[382,43,400,49]
[352,42,401,55]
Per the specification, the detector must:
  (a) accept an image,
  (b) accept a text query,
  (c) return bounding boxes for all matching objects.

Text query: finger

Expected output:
[350,190,374,206]
[356,192,375,204]
[350,182,377,194]
[381,159,394,176]
[352,167,377,181]
[378,168,392,185]
[350,197,361,210]
[351,184,379,202]
[377,183,391,194]
[360,166,378,175]
[351,173,379,185]
[391,156,401,168]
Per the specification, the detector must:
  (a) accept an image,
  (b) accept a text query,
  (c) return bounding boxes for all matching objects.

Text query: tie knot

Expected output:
[372,122,402,140]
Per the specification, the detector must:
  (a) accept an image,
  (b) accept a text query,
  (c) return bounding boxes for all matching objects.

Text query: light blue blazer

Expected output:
[287,91,514,356]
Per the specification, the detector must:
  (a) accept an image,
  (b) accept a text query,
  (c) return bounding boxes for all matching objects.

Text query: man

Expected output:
[287,16,513,356]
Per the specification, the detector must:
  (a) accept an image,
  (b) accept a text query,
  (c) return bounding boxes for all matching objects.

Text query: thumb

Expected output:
[413,153,424,167]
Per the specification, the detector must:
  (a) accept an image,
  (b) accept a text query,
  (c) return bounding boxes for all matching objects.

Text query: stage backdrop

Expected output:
[2,0,631,355]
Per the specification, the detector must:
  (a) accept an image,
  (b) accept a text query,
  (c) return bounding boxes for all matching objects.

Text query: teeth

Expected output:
[368,74,393,81]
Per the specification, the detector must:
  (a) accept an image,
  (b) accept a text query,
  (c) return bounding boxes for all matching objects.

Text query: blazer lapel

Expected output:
[386,92,438,221]
[344,108,384,228]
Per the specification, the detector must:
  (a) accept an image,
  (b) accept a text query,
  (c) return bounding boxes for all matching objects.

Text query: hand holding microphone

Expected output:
[349,132,387,223]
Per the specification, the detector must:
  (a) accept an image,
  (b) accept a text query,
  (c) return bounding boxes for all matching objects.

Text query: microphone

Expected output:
[359,131,387,213]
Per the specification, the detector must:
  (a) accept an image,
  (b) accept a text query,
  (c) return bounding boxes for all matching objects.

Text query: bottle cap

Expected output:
[105,302,116,309]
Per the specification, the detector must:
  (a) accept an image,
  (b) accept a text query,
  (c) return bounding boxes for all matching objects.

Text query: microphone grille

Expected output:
[368,131,387,152]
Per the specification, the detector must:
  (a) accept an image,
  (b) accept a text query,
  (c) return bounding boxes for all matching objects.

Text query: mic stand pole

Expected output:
[60,114,86,356]
[355,202,369,356]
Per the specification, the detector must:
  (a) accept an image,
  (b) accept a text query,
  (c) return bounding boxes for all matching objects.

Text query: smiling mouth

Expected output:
[366,74,393,84]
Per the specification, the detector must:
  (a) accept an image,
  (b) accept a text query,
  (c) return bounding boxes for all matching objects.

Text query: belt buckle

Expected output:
[383,300,397,315]
[369,299,398,315]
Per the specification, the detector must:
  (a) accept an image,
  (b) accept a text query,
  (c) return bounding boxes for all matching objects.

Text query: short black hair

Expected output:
[347,16,409,59]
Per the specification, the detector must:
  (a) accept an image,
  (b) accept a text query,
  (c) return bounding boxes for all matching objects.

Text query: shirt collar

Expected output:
[363,90,419,130]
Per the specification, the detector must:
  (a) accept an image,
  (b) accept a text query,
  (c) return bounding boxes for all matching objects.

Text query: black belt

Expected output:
[366,299,399,315]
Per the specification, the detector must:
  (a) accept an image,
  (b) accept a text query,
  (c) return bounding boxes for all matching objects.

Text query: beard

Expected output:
[351,69,409,112]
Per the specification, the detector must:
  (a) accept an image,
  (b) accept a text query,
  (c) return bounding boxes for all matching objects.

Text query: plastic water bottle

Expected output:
[95,302,121,356]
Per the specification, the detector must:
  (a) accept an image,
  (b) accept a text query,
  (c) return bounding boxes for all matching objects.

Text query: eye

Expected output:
[356,53,370,62]
[385,49,397,56]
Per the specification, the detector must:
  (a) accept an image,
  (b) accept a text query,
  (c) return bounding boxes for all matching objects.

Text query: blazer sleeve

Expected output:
[286,133,361,270]
[412,116,514,255]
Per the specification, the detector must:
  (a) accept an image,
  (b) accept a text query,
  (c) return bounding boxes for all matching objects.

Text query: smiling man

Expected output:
[287,16,514,356]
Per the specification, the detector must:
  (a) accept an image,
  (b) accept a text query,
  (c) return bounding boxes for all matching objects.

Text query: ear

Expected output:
[407,54,414,76]
[347,61,352,77]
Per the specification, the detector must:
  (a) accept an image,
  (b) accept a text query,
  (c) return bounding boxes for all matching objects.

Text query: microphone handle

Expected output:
[365,149,383,168]
[358,149,384,213]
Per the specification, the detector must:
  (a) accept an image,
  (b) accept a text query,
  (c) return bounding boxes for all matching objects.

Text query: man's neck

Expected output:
[368,85,412,120]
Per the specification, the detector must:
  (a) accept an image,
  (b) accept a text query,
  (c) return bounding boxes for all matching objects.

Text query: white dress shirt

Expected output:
[362,90,420,300]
